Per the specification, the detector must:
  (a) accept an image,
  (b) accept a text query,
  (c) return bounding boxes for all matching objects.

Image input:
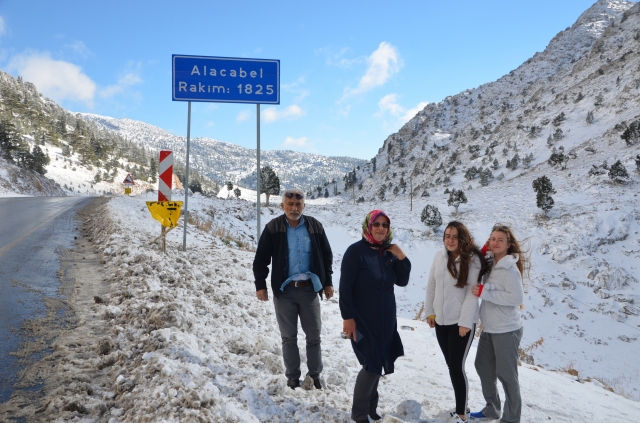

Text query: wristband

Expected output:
[427,315,435,319]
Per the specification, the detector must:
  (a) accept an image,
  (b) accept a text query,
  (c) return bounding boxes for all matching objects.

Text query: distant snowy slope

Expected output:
[80,114,366,192]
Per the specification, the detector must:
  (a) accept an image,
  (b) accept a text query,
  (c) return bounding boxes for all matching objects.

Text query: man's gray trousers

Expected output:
[474,327,523,423]
[273,284,323,380]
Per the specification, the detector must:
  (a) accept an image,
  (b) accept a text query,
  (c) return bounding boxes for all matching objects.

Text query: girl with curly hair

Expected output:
[425,221,486,423]
[470,224,529,423]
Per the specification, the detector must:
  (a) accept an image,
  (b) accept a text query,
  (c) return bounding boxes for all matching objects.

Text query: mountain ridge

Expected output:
[80,113,367,193]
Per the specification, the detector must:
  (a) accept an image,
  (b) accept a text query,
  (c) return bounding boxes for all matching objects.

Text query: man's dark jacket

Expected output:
[253,214,333,298]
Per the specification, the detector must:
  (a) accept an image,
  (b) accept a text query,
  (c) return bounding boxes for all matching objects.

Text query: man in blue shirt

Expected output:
[253,188,334,390]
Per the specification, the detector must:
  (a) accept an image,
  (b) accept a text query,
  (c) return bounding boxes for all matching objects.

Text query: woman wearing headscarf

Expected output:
[425,221,486,423]
[470,224,528,423]
[339,210,411,423]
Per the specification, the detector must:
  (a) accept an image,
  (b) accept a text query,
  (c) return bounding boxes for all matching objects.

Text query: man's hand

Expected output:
[459,326,471,337]
[343,318,356,341]
[387,244,406,260]
[256,289,269,301]
[323,286,334,299]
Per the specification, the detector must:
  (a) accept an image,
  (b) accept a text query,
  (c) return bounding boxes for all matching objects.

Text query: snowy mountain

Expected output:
[80,114,367,193]
[354,0,639,203]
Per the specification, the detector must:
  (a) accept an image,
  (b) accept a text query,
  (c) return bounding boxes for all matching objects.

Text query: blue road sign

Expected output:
[172,55,280,104]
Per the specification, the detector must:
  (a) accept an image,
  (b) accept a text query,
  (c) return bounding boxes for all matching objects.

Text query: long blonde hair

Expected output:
[491,224,530,281]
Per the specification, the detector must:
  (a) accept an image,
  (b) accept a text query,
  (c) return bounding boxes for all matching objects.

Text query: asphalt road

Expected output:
[0,196,92,403]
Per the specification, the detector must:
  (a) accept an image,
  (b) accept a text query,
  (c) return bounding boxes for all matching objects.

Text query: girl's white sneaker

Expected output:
[449,411,468,423]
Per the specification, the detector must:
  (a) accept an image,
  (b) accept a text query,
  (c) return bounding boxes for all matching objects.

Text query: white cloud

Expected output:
[401,101,429,123]
[63,40,94,59]
[100,61,143,99]
[317,46,361,69]
[282,136,309,148]
[262,104,305,123]
[7,51,96,106]
[236,109,251,123]
[375,93,428,123]
[376,93,404,117]
[282,77,309,103]
[342,42,402,99]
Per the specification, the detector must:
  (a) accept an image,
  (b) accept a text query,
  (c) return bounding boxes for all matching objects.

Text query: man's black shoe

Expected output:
[313,377,322,390]
[369,412,382,421]
[287,378,300,389]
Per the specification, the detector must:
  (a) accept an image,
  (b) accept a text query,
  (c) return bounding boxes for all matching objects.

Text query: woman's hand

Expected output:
[471,284,482,297]
[343,319,356,341]
[426,316,436,328]
[459,326,471,337]
[387,244,406,260]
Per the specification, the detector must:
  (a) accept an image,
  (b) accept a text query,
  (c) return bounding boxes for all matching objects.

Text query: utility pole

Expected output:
[410,175,413,211]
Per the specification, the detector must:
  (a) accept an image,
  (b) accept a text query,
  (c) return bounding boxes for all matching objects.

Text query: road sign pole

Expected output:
[182,101,191,252]
[256,103,261,244]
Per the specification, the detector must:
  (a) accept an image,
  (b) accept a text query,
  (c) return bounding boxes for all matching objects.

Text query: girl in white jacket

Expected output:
[425,221,486,423]
[470,224,528,423]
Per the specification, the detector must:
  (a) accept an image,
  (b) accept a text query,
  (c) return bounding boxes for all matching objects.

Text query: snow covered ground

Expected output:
[14,189,635,422]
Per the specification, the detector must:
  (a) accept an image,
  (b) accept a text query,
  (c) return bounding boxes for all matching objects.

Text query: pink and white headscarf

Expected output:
[361,209,393,249]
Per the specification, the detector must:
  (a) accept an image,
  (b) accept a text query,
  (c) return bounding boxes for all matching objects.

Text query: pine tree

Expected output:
[479,168,493,186]
[608,160,629,184]
[226,181,233,198]
[635,155,640,173]
[149,158,157,183]
[0,120,21,160]
[234,187,241,198]
[552,112,566,126]
[523,153,534,168]
[447,189,467,213]
[421,204,442,230]
[492,158,499,170]
[28,145,50,174]
[259,166,280,205]
[621,121,640,146]
[464,166,479,180]
[548,148,568,170]
[505,154,516,170]
[532,176,556,216]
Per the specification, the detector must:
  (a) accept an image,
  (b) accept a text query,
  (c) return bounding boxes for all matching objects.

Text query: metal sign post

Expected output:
[172,55,280,251]
[257,104,261,243]
[182,101,191,252]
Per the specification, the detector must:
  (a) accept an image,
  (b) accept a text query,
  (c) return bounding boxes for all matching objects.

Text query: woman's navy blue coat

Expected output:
[339,239,411,375]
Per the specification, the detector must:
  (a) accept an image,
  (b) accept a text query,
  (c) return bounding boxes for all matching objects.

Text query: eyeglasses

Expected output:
[285,192,304,199]
[492,223,510,231]
[372,222,389,229]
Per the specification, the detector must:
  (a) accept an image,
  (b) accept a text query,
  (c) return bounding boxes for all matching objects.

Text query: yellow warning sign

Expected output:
[124,187,132,195]
[146,201,183,228]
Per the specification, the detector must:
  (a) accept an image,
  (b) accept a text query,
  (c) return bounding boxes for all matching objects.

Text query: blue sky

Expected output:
[0,0,601,160]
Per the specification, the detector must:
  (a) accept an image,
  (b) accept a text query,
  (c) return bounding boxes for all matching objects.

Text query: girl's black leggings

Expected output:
[435,323,476,416]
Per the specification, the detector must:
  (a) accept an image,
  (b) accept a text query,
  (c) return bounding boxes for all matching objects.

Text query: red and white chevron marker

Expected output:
[158,150,173,201]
